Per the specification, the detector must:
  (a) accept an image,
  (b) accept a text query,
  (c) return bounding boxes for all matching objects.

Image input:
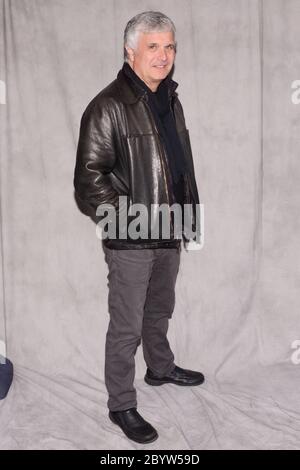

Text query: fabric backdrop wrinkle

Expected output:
[0,0,300,450]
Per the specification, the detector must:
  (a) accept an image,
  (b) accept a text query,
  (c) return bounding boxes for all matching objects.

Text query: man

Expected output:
[74,11,204,444]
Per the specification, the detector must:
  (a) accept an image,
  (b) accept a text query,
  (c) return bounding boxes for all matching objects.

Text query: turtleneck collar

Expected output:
[121,62,177,101]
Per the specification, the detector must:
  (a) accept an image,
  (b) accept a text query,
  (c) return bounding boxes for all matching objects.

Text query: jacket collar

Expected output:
[116,62,178,104]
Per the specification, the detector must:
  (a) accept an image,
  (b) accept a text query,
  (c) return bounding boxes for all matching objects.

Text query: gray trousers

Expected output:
[103,244,181,412]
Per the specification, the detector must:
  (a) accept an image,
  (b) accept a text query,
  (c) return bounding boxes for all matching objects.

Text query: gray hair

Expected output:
[123,11,176,62]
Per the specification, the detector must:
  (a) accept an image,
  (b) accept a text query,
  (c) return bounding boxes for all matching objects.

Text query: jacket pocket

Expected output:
[107,171,129,195]
[124,133,164,201]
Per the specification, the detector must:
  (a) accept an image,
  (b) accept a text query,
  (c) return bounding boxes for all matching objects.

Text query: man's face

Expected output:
[126,31,176,92]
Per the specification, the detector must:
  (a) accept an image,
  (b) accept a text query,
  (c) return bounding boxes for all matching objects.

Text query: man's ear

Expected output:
[125,46,135,63]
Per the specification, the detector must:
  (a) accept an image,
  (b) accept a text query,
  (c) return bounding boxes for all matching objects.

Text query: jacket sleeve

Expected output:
[73,99,120,215]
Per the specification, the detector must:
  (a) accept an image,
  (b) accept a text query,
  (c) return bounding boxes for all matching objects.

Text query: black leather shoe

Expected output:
[109,407,158,444]
[144,365,205,387]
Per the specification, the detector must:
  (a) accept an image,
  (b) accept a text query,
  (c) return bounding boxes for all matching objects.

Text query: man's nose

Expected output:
[157,48,167,61]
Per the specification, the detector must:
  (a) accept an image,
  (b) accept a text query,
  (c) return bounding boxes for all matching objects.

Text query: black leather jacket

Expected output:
[74,65,200,249]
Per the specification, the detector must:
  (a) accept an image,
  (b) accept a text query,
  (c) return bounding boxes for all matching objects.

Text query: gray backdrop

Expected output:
[0,0,300,449]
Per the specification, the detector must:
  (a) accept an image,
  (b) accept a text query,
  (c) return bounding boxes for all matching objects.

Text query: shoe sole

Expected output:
[144,376,205,386]
[108,412,159,444]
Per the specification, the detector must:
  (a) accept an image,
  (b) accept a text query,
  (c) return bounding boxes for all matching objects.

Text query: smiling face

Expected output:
[125,30,176,92]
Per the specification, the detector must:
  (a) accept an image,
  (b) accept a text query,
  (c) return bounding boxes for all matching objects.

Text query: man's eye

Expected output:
[167,45,175,50]
[149,45,157,49]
